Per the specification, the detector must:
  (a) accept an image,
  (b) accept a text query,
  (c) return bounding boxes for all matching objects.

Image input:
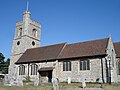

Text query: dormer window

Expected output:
[32,29,37,37]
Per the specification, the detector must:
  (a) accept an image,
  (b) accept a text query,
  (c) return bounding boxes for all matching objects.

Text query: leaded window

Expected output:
[31,64,38,75]
[63,61,71,71]
[19,65,25,75]
[80,60,90,70]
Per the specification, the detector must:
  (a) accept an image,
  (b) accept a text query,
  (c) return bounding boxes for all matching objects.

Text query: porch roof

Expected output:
[38,67,54,71]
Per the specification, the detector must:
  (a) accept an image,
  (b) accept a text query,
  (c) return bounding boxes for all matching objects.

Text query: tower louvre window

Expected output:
[19,28,22,37]
[32,29,37,37]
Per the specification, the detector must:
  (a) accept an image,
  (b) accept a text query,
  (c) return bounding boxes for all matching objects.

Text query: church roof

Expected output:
[16,43,67,64]
[114,42,120,58]
[57,38,108,59]
[15,38,109,64]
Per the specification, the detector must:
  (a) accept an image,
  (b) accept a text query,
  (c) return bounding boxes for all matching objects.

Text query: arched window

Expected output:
[32,29,37,37]
[118,61,120,75]
[18,28,22,37]
[31,64,38,75]
[19,65,25,75]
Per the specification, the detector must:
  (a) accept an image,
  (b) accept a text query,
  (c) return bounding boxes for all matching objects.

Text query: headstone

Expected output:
[52,78,59,90]
[3,75,11,86]
[34,77,39,87]
[82,79,86,88]
[41,77,46,86]
[17,77,23,86]
[67,77,71,84]
[9,78,15,86]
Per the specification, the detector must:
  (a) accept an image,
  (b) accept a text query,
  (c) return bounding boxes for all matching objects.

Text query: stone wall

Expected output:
[18,61,57,81]
[58,58,103,83]
[116,58,120,82]
[9,11,41,81]
[106,37,118,82]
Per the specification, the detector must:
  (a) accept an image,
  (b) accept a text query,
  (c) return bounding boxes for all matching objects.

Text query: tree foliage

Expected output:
[0,52,10,74]
[0,53,5,64]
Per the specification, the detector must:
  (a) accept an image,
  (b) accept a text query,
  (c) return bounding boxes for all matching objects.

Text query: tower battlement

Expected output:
[16,21,23,26]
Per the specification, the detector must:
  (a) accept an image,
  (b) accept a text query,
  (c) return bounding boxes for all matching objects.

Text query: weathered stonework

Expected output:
[9,7,119,83]
[58,58,103,82]
[116,58,120,82]
[9,35,119,83]
[9,10,41,80]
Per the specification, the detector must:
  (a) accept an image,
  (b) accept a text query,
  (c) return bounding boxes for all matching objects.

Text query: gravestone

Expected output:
[41,77,45,86]
[34,77,39,87]
[3,75,11,86]
[17,77,23,86]
[67,77,71,84]
[9,78,16,86]
[82,79,86,88]
[52,78,59,90]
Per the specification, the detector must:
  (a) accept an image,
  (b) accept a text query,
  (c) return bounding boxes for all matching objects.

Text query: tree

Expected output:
[0,53,5,64]
[2,58,10,74]
[0,52,10,74]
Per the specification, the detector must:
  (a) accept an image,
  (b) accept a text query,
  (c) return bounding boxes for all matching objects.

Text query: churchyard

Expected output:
[0,75,120,90]
[0,82,120,90]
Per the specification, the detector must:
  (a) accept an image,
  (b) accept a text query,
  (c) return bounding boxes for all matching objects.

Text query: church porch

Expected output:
[38,67,53,83]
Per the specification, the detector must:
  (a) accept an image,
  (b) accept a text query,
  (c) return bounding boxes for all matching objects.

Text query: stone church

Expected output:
[9,7,120,83]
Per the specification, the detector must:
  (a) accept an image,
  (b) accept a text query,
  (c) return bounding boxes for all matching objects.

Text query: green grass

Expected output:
[0,82,120,90]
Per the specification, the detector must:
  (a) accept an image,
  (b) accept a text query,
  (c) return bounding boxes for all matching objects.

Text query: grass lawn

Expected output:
[0,82,120,90]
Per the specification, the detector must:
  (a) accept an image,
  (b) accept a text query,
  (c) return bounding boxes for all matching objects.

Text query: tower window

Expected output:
[18,28,22,37]
[32,41,35,46]
[32,29,37,37]
[17,41,20,46]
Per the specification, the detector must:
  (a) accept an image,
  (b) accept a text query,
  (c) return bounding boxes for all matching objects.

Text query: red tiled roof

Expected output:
[57,38,109,59]
[16,38,109,64]
[114,42,120,58]
[16,43,67,64]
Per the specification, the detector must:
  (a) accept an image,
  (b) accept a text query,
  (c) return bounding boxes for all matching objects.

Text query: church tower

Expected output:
[9,3,41,79]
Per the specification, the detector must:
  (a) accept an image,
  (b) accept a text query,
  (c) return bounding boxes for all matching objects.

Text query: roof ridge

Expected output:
[56,43,68,59]
[68,37,109,45]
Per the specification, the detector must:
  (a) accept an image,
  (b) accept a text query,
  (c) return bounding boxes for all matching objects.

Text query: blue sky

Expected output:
[0,0,120,59]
